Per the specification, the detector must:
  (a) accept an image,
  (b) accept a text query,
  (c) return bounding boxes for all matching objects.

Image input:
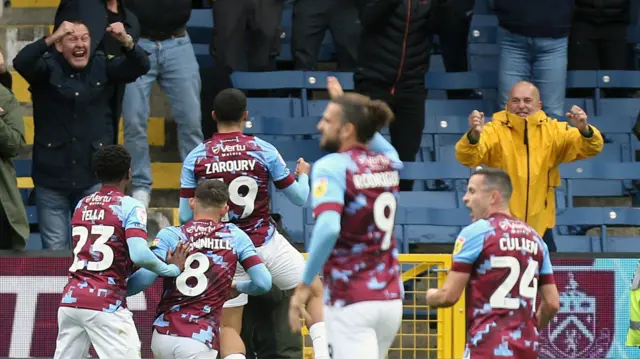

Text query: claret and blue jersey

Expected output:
[127,219,268,351]
[179,132,310,248]
[452,213,555,359]
[302,133,405,307]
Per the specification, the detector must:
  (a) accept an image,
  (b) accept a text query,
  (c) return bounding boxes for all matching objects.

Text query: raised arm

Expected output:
[455,110,502,167]
[105,22,150,83]
[553,105,604,166]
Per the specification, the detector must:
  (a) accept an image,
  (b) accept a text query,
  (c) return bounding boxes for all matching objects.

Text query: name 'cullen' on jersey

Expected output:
[149,219,262,351]
[61,186,147,312]
[180,133,296,247]
[451,213,555,359]
[311,146,403,307]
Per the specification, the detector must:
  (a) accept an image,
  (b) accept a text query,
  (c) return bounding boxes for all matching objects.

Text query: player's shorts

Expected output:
[53,306,141,359]
[325,299,403,359]
[151,330,219,359]
[223,229,305,308]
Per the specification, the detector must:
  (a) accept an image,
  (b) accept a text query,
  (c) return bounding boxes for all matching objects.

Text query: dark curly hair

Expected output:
[92,145,131,183]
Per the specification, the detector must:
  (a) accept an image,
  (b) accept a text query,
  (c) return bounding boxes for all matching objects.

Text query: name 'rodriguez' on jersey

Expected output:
[180,133,297,247]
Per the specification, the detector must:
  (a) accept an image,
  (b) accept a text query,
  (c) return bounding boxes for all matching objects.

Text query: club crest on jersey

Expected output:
[136,207,147,225]
[452,236,465,255]
[313,178,328,198]
[149,238,160,248]
[539,270,614,359]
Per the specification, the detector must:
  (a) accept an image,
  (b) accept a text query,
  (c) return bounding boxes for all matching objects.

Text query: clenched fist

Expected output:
[106,22,133,49]
[295,157,310,176]
[566,105,589,133]
[468,110,485,140]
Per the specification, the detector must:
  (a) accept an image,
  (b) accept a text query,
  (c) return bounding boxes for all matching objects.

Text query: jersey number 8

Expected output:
[176,252,210,297]
[213,176,259,221]
[373,192,397,251]
[69,225,115,272]
[490,256,539,311]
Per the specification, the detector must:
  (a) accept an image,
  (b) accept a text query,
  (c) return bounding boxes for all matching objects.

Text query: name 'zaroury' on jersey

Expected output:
[353,171,400,189]
[204,160,256,174]
[192,237,233,250]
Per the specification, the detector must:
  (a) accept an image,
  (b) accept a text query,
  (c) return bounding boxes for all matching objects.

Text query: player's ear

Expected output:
[241,111,248,123]
[189,198,196,210]
[220,204,229,218]
[212,111,217,122]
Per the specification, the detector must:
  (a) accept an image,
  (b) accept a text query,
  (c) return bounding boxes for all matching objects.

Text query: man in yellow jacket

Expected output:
[454,81,604,251]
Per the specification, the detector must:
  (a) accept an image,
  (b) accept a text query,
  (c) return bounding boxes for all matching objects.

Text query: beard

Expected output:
[320,136,341,153]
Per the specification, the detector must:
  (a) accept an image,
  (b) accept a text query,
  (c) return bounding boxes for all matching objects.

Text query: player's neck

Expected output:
[192,211,222,223]
[101,182,125,193]
[216,124,244,134]
[338,138,364,152]
[487,208,511,219]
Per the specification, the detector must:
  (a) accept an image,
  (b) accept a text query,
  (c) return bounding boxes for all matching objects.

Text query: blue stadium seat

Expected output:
[269,139,325,161]
[307,100,329,117]
[186,9,212,46]
[396,191,460,208]
[597,70,640,91]
[426,99,497,116]
[598,98,640,117]
[247,98,303,118]
[560,161,640,201]
[244,116,319,139]
[301,71,354,91]
[566,70,598,90]
[582,115,635,149]
[425,71,498,91]
[232,71,306,90]
[470,14,498,26]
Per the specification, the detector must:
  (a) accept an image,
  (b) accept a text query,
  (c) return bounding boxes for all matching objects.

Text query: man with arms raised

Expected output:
[53,145,188,359]
[289,80,404,359]
[127,179,272,359]
[426,168,560,359]
[179,89,329,359]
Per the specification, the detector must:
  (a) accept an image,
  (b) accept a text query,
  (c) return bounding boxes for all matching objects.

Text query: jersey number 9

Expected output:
[214,176,259,221]
[490,256,539,311]
[373,192,397,251]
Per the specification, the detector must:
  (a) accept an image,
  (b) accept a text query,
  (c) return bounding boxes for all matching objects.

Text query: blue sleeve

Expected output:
[127,226,182,277]
[279,173,310,206]
[256,137,292,183]
[301,211,341,285]
[126,268,158,296]
[310,155,347,214]
[368,132,403,170]
[540,240,553,275]
[179,144,202,224]
[230,226,272,295]
[451,220,491,266]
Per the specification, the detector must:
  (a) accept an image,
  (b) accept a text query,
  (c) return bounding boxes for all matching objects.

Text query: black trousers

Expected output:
[241,288,303,359]
[0,203,13,250]
[355,82,427,191]
[212,0,285,71]
[542,228,557,253]
[291,0,360,70]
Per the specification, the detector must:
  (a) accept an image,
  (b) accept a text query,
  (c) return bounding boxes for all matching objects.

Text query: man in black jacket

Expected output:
[54,0,140,144]
[13,20,150,250]
[355,0,435,191]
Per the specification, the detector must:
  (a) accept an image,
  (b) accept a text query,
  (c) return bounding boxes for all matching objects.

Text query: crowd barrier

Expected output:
[0,252,639,359]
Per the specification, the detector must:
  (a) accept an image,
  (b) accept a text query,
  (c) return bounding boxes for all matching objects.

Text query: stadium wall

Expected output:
[0,252,638,359]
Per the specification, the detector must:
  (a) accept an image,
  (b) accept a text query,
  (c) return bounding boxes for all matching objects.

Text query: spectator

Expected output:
[54,0,141,141]
[291,0,360,70]
[212,0,285,71]
[124,0,203,208]
[13,20,150,250]
[0,50,13,91]
[568,0,630,97]
[0,79,28,250]
[494,0,574,118]
[354,0,437,191]
[455,81,604,252]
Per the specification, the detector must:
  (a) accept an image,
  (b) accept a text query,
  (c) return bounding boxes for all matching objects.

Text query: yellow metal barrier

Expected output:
[300,253,466,359]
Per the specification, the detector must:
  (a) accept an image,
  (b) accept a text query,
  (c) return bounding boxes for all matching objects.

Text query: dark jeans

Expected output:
[355,83,427,191]
[241,288,303,359]
[291,0,360,70]
[542,228,557,253]
[0,203,12,250]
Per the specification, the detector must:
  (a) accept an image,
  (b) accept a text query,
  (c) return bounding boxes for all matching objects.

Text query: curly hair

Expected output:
[92,145,131,183]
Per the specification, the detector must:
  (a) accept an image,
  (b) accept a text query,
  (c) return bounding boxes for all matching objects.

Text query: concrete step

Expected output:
[10,0,59,8]
[0,7,55,25]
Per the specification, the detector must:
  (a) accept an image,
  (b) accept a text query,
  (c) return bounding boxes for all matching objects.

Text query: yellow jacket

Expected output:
[455,109,604,234]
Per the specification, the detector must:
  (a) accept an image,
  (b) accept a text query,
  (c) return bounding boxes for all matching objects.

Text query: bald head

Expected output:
[507,81,542,118]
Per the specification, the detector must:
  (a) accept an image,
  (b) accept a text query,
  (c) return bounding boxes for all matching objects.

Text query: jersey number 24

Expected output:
[490,256,539,311]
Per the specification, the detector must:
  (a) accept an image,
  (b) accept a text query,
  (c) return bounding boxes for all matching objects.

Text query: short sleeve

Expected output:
[538,240,555,285]
[450,220,491,273]
[149,227,182,261]
[121,197,148,240]
[180,143,204,198]
[230,225,263,270]
[311,154,347,218]
[255,137,295,189]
